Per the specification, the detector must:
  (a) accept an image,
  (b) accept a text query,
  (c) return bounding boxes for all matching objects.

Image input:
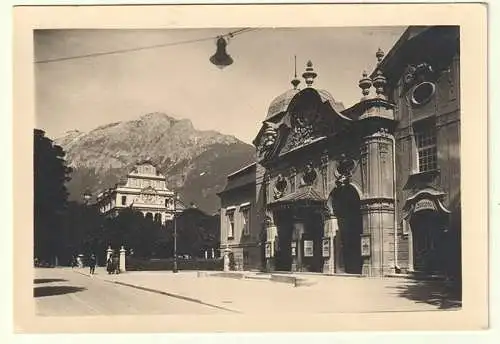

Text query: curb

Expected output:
[73,270,240,313]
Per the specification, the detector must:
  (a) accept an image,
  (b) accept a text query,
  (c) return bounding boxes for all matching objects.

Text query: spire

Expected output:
[302,60,317,87]
[358,70,372,99]
[376,47,385,63]
[291,55,301,90]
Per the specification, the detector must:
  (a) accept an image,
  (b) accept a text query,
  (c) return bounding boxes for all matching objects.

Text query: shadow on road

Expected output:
[388,279,462,310]
[34,278,68,284]
[34,286,86,298]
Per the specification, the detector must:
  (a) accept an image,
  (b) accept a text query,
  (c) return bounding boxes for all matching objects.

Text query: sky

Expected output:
[35,27,406,144]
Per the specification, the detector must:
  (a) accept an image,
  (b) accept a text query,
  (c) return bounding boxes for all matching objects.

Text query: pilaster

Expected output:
[322,215,337,274]
[291,222,305,272]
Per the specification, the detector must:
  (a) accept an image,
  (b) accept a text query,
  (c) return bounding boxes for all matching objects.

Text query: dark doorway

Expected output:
[331,185,363,274]
[302,211,324,272]
[410,210,445,274]
[274,211,293,271]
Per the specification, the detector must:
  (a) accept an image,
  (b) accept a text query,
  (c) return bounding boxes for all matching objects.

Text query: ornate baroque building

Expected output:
[218,26,461,277]
[96,160,183,224]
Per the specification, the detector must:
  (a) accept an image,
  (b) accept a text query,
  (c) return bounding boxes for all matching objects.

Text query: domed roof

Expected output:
[266,89,300,120]
[265,88,344,121]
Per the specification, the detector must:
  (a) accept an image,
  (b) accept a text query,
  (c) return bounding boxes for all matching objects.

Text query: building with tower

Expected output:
[96,160,185,224]
[218,26,461,278]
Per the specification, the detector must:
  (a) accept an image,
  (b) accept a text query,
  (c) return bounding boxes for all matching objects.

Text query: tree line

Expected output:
[34,129,220,266]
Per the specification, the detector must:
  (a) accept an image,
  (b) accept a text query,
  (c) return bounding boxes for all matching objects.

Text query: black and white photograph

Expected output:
[11,3,488,333]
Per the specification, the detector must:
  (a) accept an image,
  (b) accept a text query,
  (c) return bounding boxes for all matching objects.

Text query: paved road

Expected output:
[35,267,459,316]
[34,268,227,316]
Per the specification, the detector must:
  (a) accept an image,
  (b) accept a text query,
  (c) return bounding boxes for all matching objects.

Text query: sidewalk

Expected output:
[74,267,457,314]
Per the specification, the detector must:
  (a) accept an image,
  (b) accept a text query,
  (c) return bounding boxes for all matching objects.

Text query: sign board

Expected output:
[304,240,314,257]
[414,198,436,213]
[291,241,297,257]
[322,238,330,257]
[361,235,371,257]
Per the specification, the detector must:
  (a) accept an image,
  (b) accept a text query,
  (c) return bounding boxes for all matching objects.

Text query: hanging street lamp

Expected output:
[209,36,233,69]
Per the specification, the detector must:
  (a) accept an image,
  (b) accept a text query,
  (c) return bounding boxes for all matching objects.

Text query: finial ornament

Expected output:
[372,69,387,99]
[358,70,372,99]
[302,60,317,87]
[376,48,385,63]
[291,55,301,90]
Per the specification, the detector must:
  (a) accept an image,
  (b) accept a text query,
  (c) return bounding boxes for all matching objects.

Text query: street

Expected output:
[34,267,460,316]
[34,268,225,316]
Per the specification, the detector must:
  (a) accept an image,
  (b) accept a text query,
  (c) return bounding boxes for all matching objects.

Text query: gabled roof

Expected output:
[217,163,256,196]
[371,26,459,85]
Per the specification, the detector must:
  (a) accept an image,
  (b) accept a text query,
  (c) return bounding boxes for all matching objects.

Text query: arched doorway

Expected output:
[410,210,446,274]
[331,185,363,274]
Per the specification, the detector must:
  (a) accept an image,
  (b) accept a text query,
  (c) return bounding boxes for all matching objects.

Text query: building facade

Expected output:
[217,163,262,271]
[96,160,182,224]
[218,26,460,277]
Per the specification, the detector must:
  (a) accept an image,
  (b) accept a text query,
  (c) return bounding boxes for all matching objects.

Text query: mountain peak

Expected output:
[140,112,175,121]
[57,112,255,213]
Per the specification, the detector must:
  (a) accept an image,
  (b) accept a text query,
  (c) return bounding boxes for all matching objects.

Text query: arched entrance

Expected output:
[331,185,363,274]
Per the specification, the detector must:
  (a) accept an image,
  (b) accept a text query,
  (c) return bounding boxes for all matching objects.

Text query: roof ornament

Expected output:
[291,55,301,90]
[302,60,317,87]
[376,47,385,63]
[372,70,387,99]
[358,70,372,100]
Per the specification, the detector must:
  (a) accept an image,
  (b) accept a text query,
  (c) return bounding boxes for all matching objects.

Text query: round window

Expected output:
[411,81,436,106]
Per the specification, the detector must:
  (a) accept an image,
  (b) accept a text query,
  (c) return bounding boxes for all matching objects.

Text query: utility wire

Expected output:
[35,28,257,64]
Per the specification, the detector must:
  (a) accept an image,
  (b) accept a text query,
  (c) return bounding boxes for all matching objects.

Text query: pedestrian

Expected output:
[89,254,97,275]
[106,256,113,274]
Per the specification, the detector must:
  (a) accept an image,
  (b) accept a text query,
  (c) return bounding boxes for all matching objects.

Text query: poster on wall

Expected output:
[304,240,314,257]
[322,238,330,257]
[291,241,297,257]
[361,235,371,257]
[265,242,272,258]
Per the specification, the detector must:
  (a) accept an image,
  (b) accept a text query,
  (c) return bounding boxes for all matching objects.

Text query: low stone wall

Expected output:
[126,257,224,271]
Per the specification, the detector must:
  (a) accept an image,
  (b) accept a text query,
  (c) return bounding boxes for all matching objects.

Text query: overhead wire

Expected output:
[35,27,258,64]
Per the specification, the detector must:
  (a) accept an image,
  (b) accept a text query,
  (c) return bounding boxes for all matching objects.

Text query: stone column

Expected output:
[291,222,305,272]
[223,251,229,271]
[407,225,414,272]
[323,215,337,274]
[106,246,113,261]
[265,223,277,271]
[360,128,395,277]
[119,246,126,273]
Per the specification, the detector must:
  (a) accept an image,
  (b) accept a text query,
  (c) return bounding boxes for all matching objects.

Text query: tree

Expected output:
[34,129,72,264]
[174,208,220,258]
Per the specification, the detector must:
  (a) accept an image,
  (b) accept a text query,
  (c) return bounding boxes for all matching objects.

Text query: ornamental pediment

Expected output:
[254,88,351,163]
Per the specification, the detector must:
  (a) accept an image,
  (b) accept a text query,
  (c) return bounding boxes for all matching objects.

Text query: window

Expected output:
[414,123,437,172]
[241,206,250,236]
[227,211,235,238]
[121,195,127,205]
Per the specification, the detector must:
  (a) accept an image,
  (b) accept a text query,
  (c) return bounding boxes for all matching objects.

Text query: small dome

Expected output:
[265,88,345,121]
[266,89,300,120]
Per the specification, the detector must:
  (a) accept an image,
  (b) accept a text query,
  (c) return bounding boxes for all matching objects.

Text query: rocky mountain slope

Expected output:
[55,112,255,214]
